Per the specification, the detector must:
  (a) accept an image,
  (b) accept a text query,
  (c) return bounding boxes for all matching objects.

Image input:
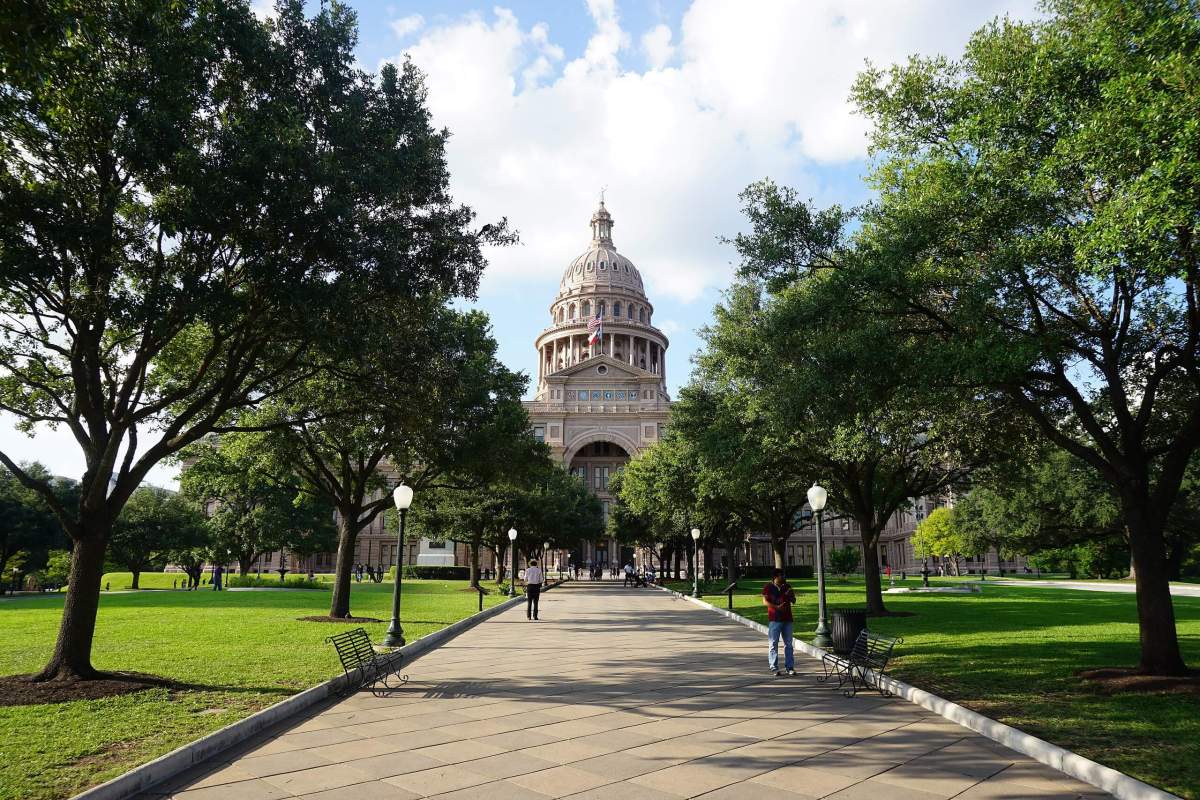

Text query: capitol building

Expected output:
[522,200,671,570]
[217,198,1026,580]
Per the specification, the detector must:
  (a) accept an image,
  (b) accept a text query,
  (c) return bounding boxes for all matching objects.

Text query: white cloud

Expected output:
[640,24,674,69]
[250,0,276,22]
[390,14,425,39]
[386,0,1038,304]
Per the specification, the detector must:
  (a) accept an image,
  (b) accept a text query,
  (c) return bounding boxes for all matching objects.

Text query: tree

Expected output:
[692,266,989,614]
[842,0,1200,673]
[180,435,335,576]
[912,508,970,576]
[666,384,809,573]
[260,307,524,619]
[0,1,500,680]
[406,390,546,588]
[952,447,1123,569]
[0,463,73,582]
[41,550,71,587]
[109,488,206,589]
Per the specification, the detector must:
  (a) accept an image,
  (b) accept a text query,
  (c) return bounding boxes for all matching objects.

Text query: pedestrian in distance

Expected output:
[525,559,544,620]
[762,568,797,676]
[623,562,634,586]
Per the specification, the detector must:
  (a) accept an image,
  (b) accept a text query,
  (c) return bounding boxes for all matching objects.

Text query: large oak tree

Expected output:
[0,0,500,680]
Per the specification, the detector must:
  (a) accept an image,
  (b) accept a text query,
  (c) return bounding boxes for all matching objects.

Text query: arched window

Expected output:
[639,307,646,322]
[599,301,606,317]
[613,302,622,318]
[557,307,564,323]
[582,300,591,317]
[569,303,576,319]
[599,260,606,270]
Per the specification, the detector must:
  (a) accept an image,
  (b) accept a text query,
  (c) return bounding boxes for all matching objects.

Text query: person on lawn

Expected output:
[762,569,797,676]
[525,559,544,620]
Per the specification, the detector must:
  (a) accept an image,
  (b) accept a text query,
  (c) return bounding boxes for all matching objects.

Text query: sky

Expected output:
[1,0,1040,488]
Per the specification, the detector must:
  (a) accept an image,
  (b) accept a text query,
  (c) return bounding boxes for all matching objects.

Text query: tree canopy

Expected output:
[0,0,507,679]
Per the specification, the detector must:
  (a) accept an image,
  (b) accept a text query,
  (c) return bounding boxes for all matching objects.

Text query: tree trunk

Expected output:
[131,570,140,590]
[772,538,786,570]
[240,555,253,576]
[1126,508,1187,675]
[36,532,108,681]
[673,546,681,579]
[703,544,713,580]
[859,526,888,615]
[470,539,480,589]
[328,510,360,618]
[1127,551,1137,581]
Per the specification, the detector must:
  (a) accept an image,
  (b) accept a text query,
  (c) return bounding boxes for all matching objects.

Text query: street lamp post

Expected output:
[508,528,518,597]
[543,540,550,578]
[690,528,701,597]
[383,484,413,648]
[808,483,832,649]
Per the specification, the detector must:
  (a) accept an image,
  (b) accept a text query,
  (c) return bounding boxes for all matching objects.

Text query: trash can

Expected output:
[830,609,868,654]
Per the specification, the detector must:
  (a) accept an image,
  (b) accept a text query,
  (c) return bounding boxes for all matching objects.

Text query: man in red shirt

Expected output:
[762,569,797,676]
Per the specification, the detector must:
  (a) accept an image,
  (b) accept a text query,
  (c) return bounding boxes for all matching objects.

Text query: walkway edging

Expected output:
[654,584,1180,800]
[70,593,528,800]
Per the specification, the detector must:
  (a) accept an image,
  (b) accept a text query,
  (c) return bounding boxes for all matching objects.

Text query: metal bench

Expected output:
[819,630,902,697]
[325,627,408,697]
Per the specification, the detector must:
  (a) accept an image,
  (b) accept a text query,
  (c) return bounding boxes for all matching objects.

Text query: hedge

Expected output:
[384,565,472,580]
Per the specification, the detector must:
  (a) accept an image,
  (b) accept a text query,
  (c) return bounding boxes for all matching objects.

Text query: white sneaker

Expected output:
[786,669,796,676]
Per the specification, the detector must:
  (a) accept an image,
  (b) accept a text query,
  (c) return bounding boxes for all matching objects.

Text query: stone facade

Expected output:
[524,201,671,569]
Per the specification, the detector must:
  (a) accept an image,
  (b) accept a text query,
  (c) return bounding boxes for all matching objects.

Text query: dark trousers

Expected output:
[526,584,541,619]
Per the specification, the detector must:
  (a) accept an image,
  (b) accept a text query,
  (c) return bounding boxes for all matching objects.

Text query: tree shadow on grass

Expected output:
[0,671,296,707]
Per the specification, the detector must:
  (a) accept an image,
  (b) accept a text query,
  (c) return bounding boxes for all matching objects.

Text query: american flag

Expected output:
[587,313,603,346]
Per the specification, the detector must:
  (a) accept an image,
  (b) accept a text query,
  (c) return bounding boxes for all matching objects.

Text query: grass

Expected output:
[95,571,339,591]
[0,578,510,800]
[663,576,1200,799]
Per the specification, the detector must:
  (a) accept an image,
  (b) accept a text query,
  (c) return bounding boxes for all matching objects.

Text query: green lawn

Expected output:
[664,577,1200,799]
[95,570,336,590]
[0,578,509,800]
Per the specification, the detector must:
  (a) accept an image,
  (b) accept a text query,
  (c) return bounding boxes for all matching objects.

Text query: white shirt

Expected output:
[525,566,543,585]
[624,564,633,574]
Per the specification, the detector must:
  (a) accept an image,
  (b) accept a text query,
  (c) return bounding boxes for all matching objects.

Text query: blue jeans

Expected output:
[768,621,794,671]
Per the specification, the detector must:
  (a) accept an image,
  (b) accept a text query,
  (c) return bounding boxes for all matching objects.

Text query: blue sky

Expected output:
[1,0,1039,486]
[328,0,1036,401]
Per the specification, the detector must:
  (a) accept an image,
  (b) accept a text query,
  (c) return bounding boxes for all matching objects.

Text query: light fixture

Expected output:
[384,483,415,647]
[393,484,413,510]
[807,483,827,511]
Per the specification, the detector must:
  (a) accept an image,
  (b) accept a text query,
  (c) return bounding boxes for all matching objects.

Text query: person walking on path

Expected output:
[762,569,797,676]
[525,559,544,620]
[623,562,634,586]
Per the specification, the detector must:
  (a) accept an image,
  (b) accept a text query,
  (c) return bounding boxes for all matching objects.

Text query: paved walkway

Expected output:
[990,579,1200,597]
[141,583,1111,800]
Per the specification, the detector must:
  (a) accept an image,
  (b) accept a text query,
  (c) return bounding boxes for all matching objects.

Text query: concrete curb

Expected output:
[70,593,527,800]
[654,584,1180,800]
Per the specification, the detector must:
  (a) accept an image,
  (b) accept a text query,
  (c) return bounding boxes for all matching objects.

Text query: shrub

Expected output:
[828,546,861,577]
[225,574,327,590]
[384,565,472,580]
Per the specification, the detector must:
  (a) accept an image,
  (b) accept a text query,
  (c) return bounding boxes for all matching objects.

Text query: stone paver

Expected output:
[140,583,1112,799]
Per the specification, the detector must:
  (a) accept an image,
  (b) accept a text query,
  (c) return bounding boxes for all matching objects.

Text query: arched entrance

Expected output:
[566,438,631,574]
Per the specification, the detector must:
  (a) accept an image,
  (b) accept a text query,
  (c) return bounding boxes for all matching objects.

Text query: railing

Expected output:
[723,580,739,610]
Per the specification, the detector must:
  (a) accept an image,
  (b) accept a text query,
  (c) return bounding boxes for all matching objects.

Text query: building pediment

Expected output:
[549,354,644,381]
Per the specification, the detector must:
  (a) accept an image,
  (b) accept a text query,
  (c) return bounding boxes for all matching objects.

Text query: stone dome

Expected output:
[559,202,645,294]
